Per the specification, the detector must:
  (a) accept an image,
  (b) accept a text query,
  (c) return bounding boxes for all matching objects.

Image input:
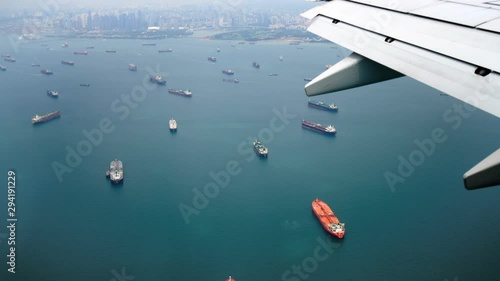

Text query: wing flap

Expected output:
[307,15,500,117]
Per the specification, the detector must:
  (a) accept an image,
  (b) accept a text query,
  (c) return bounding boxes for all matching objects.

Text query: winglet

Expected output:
[305,53,404,97]
[464,149,500,190]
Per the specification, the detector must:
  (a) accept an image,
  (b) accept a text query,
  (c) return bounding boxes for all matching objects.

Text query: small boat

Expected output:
[62,42,68,48]
[46,89,59,98]
[128,64,137,71]
[253,139,268,157]
[169,119,177,131]
[0,65,6,71]
[217,47,221,53]
[106,159,124,184]
[252,62,260,68]
[208,56,217,62]
[304,78,313,82]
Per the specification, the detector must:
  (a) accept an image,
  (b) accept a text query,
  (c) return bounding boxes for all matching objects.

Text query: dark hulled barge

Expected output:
[302,120,336,135]
[32,111,60,124]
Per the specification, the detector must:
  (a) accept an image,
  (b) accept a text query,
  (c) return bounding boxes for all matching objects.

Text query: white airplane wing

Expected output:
[302,0,500,190]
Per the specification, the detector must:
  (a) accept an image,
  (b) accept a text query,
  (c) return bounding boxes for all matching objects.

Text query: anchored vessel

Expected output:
[32,63,40,67]
[269,73,278,76]
[222,78,239,83]
[252,62,260,68]
[158,49,172,53]
[106,50,116,53]
[142,43,156,46]
[217,47,221,53]
[304,78,312,82]
[46,89,59,98]
[61,60,74,65]
[74,51,88,55]
[312,199,345,238]
[208,56,217,62]
[308,100,338,111]
[150,75,166,85]
[168,89,192,97]
[253,139,268,157]
[4,57,15,62]
[106,159,124,184]
[222,69,234,75]
[32,111,60,124]
[80,84,90,87]
[128,64,137,71]
[41,69,53,75]
[169,119,177,131]
[0,65,5,71]
[302,120,336,135]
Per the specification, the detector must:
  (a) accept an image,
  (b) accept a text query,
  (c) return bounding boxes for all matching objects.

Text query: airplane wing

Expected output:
[302,0,500,190]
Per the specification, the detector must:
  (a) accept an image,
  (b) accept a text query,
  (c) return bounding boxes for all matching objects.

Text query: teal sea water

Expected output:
[0,37,499,281]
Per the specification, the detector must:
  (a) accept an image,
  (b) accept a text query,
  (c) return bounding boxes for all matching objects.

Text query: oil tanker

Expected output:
[32,111,60,124]
[312,199,345,238]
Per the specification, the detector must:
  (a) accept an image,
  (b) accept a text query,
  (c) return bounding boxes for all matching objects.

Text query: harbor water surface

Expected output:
[0,37,499,281]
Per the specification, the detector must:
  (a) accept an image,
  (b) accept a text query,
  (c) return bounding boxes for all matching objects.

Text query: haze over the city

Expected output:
[2,0,314,12]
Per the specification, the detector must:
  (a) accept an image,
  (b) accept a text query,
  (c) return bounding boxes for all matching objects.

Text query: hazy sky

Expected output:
[2,0,315,11]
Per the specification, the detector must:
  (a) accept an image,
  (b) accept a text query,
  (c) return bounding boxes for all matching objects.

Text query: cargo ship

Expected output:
[106,50,116,53]
[41,69,53,75]
[86,46,94,49]
[208,56,217,62]
[168,89,192,97]
[269,73,278,76]
[61,60,75,65]
[142,43,156,46]
[253,139,268,157]
[4,57,15,62]
[46,89,59,98]
[302,120,336,135]
[128,64,137,71]
[32,63,40,67]
[169,119,177,131]
[32,111,60,124]
[1,54,10,58]
[222,69,234,75]
[158,49,172,53]
[308,100,338,111]
[312,198,345,238]
[74,51,88,55]
[106,159,124,184]
[150,75,166,85]
[252,62,260,68]
[222,78,239,83]
[80,84,90,87]
[0,65,5,71]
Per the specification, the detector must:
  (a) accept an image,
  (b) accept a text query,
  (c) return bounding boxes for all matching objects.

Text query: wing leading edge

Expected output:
[302,0,500,189]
